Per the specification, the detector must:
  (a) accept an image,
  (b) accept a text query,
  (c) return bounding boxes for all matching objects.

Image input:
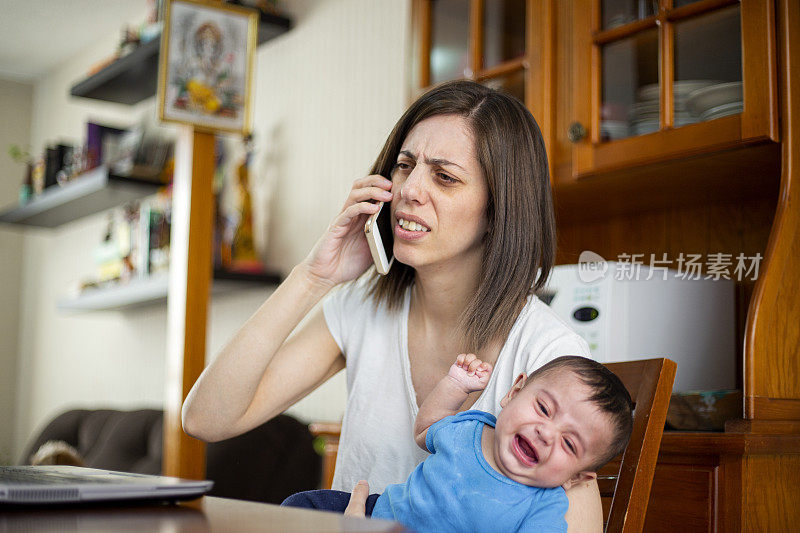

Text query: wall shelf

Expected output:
[70,11,292,105]
[57,269,282,312]
[0,166,164,228]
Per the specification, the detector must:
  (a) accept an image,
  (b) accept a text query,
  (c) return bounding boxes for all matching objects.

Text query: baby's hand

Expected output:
[448,353,493,393]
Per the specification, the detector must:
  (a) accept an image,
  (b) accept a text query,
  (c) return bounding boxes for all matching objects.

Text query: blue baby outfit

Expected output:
[371,410,568,533]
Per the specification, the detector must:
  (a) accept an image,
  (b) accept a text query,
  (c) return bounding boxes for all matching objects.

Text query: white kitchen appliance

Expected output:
[539,263,736,392]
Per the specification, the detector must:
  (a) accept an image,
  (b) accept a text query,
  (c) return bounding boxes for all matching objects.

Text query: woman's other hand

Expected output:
[343,480,370,517]
[448,353,493,393]
[301,174,393,288]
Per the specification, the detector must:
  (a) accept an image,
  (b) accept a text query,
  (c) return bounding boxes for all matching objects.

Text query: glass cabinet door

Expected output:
[601,28,659,140]
[674,4,742,125]
[430,0,470,84]
[479,0,527,103]
[569,0,777,179]
[418,0,530,107]
[483,0,526,70]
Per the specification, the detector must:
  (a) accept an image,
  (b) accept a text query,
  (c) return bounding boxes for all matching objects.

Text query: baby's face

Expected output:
[493,368,614,488]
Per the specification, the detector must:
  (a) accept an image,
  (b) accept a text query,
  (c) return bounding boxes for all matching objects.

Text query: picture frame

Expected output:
[157,0,258,135]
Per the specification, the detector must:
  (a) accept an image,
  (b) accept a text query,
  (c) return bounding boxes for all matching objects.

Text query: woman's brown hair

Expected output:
[366,80,556,351]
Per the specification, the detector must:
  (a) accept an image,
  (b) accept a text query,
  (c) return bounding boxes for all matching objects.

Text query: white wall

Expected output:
[10,0,410,462]
[0,78,32,465]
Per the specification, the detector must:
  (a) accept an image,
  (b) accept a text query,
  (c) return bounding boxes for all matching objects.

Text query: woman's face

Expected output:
[389,114,489,273]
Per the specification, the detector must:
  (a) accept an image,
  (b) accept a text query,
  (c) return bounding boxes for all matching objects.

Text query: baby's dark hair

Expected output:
[528,356,633,472]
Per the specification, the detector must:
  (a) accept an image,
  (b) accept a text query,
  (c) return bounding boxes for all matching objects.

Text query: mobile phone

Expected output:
[364,201,395,275]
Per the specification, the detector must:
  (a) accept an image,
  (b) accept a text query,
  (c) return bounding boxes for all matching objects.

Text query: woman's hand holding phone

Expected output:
[301,174,393,288]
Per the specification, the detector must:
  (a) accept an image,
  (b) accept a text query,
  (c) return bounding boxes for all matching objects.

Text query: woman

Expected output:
[182,80,603,530]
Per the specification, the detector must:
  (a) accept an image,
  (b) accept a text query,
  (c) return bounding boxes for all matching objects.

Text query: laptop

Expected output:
[0,465,213,504]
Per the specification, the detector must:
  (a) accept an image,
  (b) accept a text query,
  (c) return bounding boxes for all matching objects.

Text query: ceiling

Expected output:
[0,0,149,82]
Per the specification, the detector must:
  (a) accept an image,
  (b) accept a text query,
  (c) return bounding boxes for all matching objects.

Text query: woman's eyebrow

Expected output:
[399,150,467,172]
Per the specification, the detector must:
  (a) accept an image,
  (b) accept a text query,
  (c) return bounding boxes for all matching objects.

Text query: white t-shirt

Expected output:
[323,279,592,493]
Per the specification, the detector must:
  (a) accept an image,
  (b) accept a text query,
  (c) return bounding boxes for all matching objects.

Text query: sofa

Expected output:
[23,409,322,504]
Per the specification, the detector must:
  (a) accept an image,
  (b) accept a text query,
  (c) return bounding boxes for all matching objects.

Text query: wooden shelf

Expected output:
[210,268,282,285]
[57,269,282,311]
[70,11,292,105]
[0,166,164,228]
[70,38,161,105]
[58,273,171,311]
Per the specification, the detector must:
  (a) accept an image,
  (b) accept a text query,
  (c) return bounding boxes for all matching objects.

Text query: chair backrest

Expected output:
[25,409,321,505]
[598,358,676,533]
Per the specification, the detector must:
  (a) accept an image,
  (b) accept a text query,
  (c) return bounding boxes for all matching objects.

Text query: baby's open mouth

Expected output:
[515,434,538,464]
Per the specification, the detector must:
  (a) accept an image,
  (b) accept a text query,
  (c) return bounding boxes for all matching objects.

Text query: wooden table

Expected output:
[0,496,408,532]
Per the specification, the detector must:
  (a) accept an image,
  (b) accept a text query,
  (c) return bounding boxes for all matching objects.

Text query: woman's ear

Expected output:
[561,471,597,491]
[500,373,527,408]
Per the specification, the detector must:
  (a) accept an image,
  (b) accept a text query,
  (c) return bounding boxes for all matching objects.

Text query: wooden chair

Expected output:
[599,358,677,533]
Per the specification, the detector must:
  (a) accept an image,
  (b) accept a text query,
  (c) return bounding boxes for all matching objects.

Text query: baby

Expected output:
[283,354,633,532]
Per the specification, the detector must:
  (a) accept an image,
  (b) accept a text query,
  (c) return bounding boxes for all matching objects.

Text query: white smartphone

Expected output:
[364,201,395,275]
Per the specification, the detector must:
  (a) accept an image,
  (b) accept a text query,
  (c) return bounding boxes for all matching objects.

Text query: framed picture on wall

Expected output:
[157,0,258,134]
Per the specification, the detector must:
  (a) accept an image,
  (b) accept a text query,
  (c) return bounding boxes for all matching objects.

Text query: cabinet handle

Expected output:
[568,122,587,143]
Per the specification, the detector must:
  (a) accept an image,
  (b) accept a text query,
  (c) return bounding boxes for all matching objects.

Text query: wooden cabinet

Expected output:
[642,432,800,532]
[602,450,724,532]
[564,0,778,181]
[409,1,800,530]
[644,463,718,532]
[550,0,782,217]
[555,2,800,530]
[411,1,782,214]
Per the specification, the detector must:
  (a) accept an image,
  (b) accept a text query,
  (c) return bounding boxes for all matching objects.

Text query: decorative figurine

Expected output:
[227,133,263,273]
